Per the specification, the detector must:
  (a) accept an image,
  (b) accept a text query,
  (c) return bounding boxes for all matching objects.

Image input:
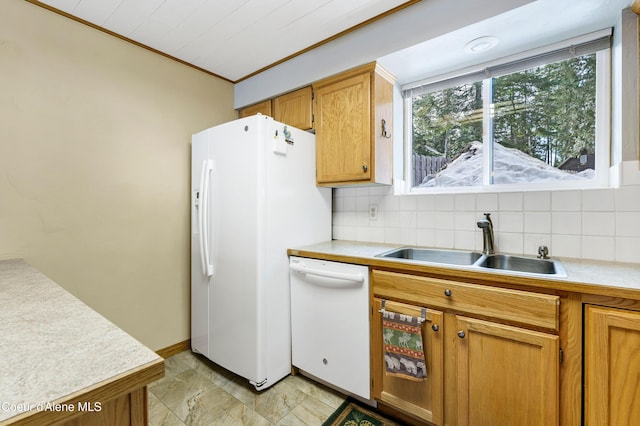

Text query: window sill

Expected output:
[395,178,612,196]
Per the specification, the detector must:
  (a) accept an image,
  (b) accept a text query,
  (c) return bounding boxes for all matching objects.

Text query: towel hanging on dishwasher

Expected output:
[380,303,427,380]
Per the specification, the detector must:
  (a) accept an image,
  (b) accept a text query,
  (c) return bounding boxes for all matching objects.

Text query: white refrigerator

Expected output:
[191,115,332,390]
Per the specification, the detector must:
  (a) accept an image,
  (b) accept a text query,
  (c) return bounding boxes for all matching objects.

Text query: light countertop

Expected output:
[0,258,163,424]
[288,240,640,297]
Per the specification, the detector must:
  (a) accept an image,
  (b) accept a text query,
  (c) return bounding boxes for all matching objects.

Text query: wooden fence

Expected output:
[413,154,448,185]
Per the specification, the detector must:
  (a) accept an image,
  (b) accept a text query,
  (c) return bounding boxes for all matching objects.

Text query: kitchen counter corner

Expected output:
[0,258,164,425]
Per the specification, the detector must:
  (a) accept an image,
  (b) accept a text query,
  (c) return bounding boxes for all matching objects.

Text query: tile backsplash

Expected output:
[332,185,640,264]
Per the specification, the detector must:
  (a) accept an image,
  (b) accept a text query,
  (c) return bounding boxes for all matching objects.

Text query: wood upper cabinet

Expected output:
[238,99,272,118]
[584,305,640,426]
[238,87,312,129]
[372,298,444,425]
[273,86,313,130]
[313,62,394,186]
[455,316,559,426]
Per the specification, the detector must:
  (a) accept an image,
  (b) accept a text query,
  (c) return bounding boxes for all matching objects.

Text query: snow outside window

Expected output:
[403,32,611,193]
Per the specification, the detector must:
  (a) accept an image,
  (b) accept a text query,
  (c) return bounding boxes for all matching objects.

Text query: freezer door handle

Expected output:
[289,262,365,283]
[199,159,214,277]
[198,161,207,275]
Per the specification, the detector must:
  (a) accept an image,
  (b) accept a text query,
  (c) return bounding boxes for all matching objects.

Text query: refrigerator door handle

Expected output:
[289,263,365,283]
[201,160,214,277]
[198,160,207,275]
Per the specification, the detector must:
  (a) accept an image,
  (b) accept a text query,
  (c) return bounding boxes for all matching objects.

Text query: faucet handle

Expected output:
[537,245,549,259]
[483,212,493,224]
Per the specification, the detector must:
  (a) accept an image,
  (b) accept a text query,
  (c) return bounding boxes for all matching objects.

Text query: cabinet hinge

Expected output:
[559,348,564,364]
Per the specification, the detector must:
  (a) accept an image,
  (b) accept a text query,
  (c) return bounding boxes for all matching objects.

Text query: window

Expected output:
[403,32,611,192]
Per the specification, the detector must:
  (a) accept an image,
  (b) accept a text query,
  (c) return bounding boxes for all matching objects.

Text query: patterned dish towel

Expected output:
[381,309,427,380]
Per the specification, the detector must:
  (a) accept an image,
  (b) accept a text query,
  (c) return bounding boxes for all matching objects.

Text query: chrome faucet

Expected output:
[477,213,496,255]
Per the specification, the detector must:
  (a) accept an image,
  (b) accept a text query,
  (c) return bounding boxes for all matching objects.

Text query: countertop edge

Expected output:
[0,258,165,425]
[0,358,164,426]
[288,241,640,299]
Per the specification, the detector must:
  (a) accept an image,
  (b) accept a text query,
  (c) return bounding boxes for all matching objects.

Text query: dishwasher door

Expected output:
[289,256,370,399]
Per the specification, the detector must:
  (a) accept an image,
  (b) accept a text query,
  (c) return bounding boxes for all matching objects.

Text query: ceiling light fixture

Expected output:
[464,36,499,54]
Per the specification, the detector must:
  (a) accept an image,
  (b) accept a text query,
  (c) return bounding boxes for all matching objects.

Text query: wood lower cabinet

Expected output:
[10,360,164,426]
[455,316,559,426]
[372,298,444,425]
[63,388,148,426]
[371,269,561,425]
[584,305,640,426]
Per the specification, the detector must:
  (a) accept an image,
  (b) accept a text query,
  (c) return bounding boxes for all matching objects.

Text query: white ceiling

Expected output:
[379,0,635,85]
[33,0,636,89]
[34,0,412,82]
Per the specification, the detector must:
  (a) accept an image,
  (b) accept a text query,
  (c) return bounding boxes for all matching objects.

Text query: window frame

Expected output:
[402,30,612,194]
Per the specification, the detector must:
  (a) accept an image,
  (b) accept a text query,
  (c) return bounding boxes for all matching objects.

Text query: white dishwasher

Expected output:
[289,256,370,400]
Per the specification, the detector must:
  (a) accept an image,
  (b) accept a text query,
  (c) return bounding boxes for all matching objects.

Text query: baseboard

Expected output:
[156,339,190,359]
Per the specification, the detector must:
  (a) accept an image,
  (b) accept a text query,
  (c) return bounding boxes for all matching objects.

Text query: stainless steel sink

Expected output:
[376,246,567,277]
[376,247,483,266]
[476,254,567,276]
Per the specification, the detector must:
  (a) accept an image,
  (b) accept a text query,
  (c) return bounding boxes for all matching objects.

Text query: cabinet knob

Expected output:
[362,165,368,172]
[444,289,452,297]
[457,330,466,338]
[432,324,439,332]
[323,358,328,365]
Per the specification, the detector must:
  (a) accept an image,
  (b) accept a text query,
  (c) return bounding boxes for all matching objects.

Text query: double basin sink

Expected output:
[376,247,566,277]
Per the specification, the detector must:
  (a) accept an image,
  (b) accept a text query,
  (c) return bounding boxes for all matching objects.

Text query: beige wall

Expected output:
[0,2,237,351]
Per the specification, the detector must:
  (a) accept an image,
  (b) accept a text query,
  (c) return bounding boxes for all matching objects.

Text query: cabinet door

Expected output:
[239,99,272,118]
[314,72,371,184]
[372,298,444,425]
[455,316,559,426]
[273,86,313,130]
[585,305,640,426]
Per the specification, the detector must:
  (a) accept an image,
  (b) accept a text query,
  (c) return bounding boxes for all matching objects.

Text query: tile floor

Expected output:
[148,350,347,425]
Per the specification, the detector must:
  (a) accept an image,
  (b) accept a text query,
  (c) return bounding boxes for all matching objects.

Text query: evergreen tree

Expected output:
[412,53,596,168]
[412,82,483,160]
